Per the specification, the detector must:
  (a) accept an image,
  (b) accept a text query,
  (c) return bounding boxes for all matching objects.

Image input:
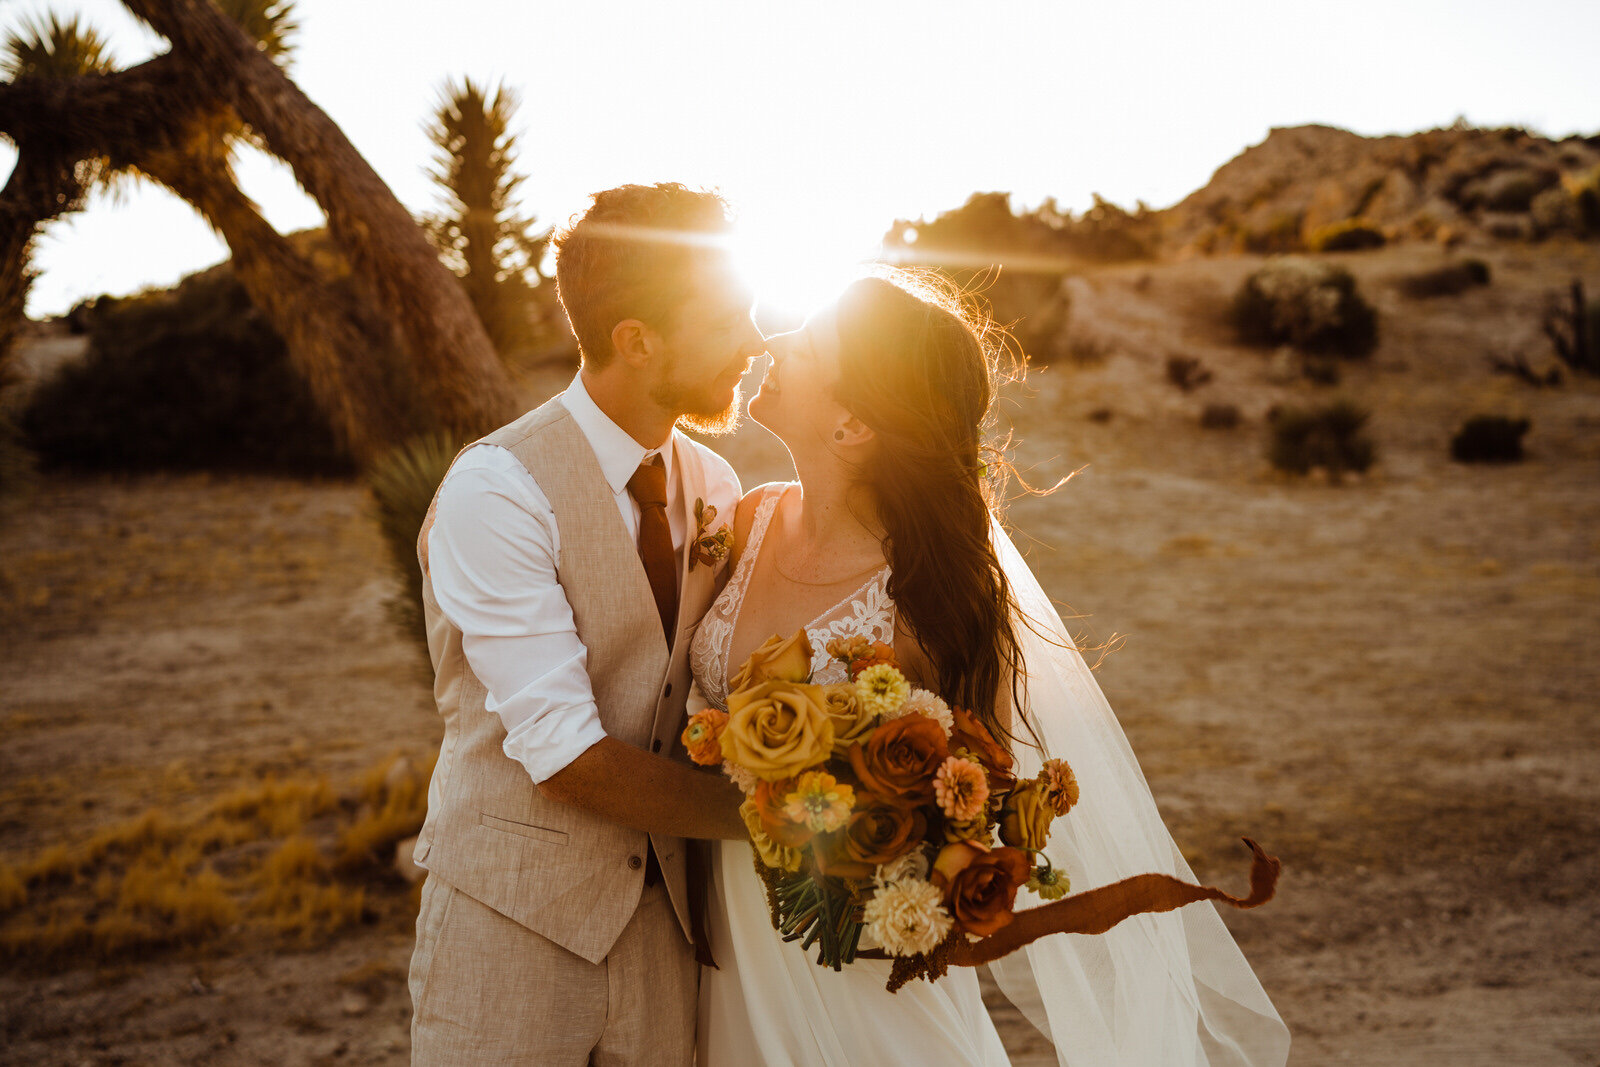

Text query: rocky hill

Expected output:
[1160,123,1600,254]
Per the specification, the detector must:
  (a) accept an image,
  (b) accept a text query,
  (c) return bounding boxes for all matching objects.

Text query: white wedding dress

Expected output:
[689,486,1291,1066]
[689,487,1011,1066]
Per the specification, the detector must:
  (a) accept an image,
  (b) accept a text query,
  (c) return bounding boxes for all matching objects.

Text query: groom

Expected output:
[408,183,758,1064]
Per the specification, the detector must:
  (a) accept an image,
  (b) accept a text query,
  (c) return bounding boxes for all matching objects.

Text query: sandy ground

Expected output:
[3,242,1599,1064]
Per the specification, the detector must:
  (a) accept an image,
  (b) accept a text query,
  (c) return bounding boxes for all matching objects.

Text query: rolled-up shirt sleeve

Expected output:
[425,446,608,784]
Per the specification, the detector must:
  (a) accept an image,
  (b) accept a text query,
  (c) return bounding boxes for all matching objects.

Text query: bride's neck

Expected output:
[788,462,884,556]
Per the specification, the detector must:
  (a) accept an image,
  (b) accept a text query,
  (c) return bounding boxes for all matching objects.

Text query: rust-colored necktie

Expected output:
[626,456,679,647]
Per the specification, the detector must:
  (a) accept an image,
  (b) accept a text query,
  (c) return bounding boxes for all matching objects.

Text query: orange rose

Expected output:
[950,706,1016,794]
[930,841,1030,937]
[814,798,928,880]
[751,778,813,849]
[680,708,728,766]
[847,714,948,808]
[729,630,814,693]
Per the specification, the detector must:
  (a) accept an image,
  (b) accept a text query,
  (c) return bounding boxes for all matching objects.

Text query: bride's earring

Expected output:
[833,430,846,441]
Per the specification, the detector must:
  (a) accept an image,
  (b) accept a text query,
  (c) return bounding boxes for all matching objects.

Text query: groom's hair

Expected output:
[552,183,734,368]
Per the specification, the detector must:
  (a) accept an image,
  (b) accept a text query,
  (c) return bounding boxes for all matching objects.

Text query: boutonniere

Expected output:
[690,498,733,571]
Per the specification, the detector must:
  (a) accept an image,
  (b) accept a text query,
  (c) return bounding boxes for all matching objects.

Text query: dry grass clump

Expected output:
[0,754,432,969]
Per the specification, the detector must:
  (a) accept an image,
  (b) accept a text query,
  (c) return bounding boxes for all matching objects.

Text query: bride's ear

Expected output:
[833,414,874,448]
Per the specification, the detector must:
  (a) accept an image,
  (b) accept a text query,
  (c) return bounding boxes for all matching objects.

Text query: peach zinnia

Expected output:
[933,756,990,822]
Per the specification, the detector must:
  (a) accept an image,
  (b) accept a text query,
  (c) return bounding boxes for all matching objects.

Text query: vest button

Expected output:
[628,855,643,870]
[664,682,673,698]
[651,738,663,753]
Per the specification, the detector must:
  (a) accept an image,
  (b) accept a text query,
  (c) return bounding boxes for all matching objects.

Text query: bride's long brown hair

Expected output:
[830,269,1025,742]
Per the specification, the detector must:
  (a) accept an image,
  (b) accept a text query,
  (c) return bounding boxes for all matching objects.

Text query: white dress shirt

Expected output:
[425,373,738,784]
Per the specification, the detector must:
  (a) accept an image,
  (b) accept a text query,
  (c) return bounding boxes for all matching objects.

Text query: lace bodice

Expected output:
[689,486,895,711]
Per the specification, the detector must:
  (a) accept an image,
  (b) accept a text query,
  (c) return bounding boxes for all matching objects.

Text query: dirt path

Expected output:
[4,245,1598,1064]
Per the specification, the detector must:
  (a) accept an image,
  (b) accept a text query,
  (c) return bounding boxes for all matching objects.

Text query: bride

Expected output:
[687,268,1290,1066]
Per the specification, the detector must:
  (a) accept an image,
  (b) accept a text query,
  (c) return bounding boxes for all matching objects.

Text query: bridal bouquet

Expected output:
[681,630,1080,987]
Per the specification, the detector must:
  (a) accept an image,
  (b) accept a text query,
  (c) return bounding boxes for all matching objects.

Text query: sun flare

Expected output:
[728,212,882,328]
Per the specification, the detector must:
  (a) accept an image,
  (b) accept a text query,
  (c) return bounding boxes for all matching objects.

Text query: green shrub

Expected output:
[1232,256,1378,358]
[1267,400,1376,479]
[1306,219,1387,253]
[1451,415,1529,463]
[21,268,351,475]
[1395,259,1492,298]
[367,432,461,660]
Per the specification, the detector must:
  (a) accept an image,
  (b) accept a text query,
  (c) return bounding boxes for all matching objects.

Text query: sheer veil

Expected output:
[984,517,1290,1066]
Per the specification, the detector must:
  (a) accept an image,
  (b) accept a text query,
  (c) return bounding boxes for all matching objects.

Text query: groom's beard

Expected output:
[653,376,744,436]
[675,383,743,435]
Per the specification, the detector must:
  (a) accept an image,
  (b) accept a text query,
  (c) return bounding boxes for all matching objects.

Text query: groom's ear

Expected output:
[611,318,663,370]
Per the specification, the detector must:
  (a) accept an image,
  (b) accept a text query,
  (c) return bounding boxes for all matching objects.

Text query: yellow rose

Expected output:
[997,780,1055,852]
[822,684,877,754]
[740,797,802,871]
[729,630,815,694]
[720,680,835,781]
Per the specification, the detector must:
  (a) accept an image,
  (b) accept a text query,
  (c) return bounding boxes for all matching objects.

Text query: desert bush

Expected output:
[1395,259,1492,298]
[1232,256,1378,358]
[1306,218,1386,253]
[1543,280,1599,376]
[1165,355,1213,392]
[1302,356,1342,386]
[1200,403,1240,429]
[367,432,461,659]
[1451,415,1529,463]
[0,756,433,968]
[21,267,353,476]
[1266,400,1376,480]
[0,407,35,512]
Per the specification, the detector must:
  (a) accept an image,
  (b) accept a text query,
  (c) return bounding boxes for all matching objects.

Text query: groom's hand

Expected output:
[539,737,746,840]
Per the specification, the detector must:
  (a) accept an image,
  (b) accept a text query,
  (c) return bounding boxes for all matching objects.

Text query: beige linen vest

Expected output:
[412,399,717,964]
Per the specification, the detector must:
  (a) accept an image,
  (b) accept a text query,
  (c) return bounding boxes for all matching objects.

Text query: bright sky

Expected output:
[3,0,1598,318]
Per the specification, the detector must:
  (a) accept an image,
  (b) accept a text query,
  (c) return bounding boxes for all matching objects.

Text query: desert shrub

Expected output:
[21,267,352,476]
[1267,400,1376,479]
[1543,280,1599,376]
[1306,219,1387,253]
[1451,415,1529,463]
[0,756,434,968]
[1395,259,1492,298]
[0,407,34,512]
[1302,356,1342,386]
[1165,355,1213,392]
[368,432,461,658]
[1200,403,1240,429]
[1232,256,1379,358]
[1481,168,1556,212]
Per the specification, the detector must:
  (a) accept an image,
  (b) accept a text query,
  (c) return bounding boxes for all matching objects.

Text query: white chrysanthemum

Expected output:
[873,849,930,888]
[897,688,953,735]
[723,761,759,796]
[855,664,912,721]
[861,877,953,957]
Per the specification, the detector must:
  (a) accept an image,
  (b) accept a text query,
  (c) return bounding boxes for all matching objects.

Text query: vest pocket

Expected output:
[478,811,570,846]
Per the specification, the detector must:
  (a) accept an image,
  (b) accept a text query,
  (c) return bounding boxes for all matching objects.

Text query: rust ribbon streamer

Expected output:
[945,837,1281,967]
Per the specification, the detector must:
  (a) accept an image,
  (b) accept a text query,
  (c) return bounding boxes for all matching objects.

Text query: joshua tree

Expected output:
[423,77,553,361]
[118,0,518,436]
[0,0,520,460]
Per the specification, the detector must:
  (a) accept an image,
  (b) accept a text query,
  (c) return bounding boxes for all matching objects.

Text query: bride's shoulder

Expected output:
[731,482,795,564]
